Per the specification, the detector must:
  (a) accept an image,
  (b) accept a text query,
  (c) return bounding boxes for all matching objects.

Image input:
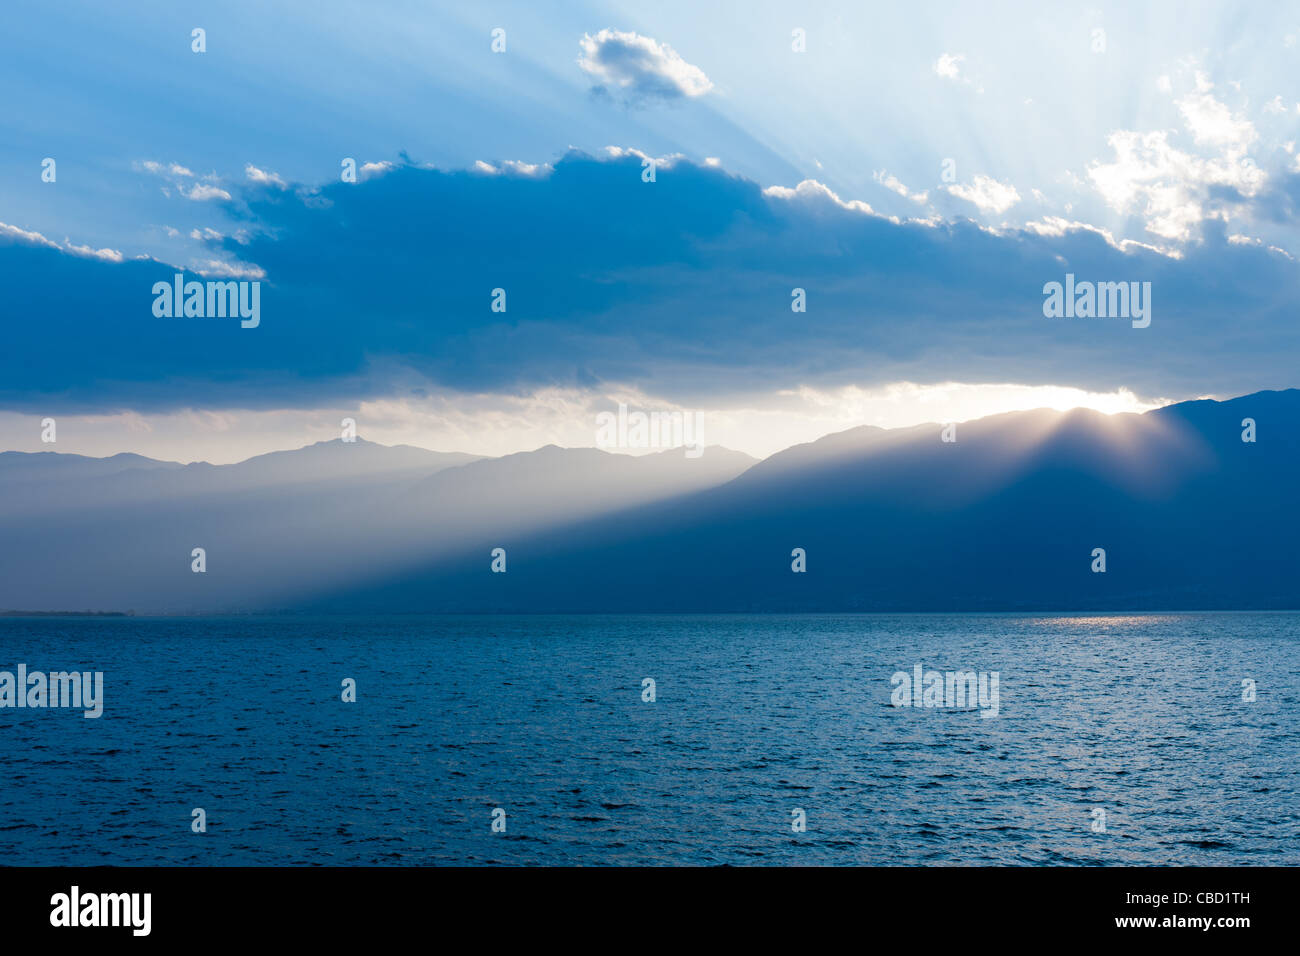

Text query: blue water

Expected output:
[0,613,1296,865]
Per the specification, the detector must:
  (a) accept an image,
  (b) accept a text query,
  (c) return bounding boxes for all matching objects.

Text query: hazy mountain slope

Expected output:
[0,450,183,482]
[319,390,1300,612]
[0,441,756,612]
[0,439,480,518]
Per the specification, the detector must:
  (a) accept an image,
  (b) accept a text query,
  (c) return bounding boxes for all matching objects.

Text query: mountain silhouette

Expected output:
[0,438,755,612]
[1,391,1295,613]
[317,389,1300,612]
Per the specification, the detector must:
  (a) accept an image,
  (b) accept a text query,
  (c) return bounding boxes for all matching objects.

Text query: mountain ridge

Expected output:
[312,389,1300,613]
[1,390,1294,613]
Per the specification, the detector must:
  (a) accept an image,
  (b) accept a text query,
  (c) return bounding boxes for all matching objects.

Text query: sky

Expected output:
[3,0,1300,461]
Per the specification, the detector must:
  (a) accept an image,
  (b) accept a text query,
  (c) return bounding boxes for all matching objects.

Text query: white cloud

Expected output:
[139,160,232,202]
[945,174,1020,214]
[601,145,686,170]
[762,179,878,217]
[502,160,549,177]
[0,222,52,246]
[62,243,124,263]
[1176,83,1257,152]
[472,159,552,178]
[359,161,394,180]
[873,169,929,204]
[1086,78,1264,242]
[1226,234,1294,259]
[193,258,266,279]
[934,53,964,80]
[184,183,231,201]
[1022,216,1180,258]
[0,221,124,262]
[244,164,287,188]
[933,52,982,92]
[138,160,194,178]
[577,29,712,104]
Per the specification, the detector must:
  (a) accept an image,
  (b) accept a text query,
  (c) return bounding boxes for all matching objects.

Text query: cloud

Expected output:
[933,53,982,92]
[934,53,964,80]
[1021,216,1174,257]
[873,170,929,204]
[1088,131,1252,240]
[137,160,232,201]
[244,164,287,188]
[577,29,712,105]
[192,258,266,279]
[2,151,1299,417]
[945,174,1020,214]
[763,178,877,216]
[472,159,552,178]
[1176,77,1256,152]
[183,182,232,201]
[62,242,125,263]
[0,221,124,262]
[140,161,194,178]
[1086,78,1264,242]
[359,161,395,180]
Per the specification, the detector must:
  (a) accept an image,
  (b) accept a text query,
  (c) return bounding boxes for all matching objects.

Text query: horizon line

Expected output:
[4,386,1292,468]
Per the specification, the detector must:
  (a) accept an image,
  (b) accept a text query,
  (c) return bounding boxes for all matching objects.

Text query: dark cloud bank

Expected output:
[3,150,1299,414]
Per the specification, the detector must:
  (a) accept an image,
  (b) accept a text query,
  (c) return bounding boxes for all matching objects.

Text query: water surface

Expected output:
[1,613,1295,865]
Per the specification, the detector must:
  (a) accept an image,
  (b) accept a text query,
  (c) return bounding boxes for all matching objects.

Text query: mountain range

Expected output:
[2,389,1296,613]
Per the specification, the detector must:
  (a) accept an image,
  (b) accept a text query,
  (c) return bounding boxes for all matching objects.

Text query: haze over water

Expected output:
[1,612,1295,866]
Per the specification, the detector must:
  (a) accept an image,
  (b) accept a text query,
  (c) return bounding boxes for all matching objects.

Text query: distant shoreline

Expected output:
[1,609,1298,619]
[0,610,132,617]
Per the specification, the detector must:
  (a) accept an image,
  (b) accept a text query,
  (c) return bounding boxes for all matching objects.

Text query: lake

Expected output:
[1,613,1295,865]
